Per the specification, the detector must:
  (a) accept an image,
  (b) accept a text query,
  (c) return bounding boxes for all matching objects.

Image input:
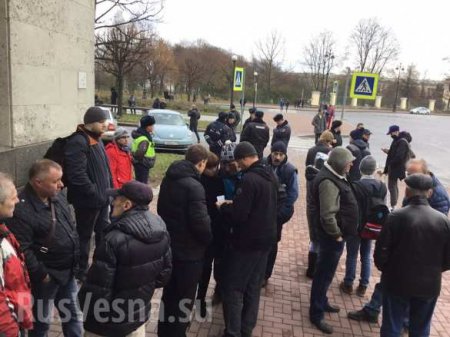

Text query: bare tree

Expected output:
[255,30,285,99]
[95,0,164,30]
[350,18,399,74]
[400,64,420,108]
[96,24,151,116]
[303,31,337,92]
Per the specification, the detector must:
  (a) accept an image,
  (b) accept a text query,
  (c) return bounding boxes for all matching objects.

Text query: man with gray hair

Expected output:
[7,160,82,337]
[0,173,33,337]
[375,173,450,337]
[309,147,358,334]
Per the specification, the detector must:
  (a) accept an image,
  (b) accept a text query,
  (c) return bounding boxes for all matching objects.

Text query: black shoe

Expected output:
[261,278,268,288]
[347,309,378,323]
[311,320,333,334]
[324,303,341,313]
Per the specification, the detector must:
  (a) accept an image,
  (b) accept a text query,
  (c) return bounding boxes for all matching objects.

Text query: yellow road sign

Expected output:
[350,72,379,100]
[233,67,244,92]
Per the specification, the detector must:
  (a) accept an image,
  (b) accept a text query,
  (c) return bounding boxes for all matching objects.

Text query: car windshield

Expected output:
[152,113,185,126]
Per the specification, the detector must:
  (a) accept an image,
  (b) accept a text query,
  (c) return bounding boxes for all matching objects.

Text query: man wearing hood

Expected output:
[131,115,156,184]
[64,106,112,281]
[309,147,358,334]
[79,180,172,337]
[330,120,343,147]
[271,114,291,147]
[264,141,298,284]
[204,112,234,157]
[106,128,133,188]
[157,145,212,337]
[240,110,270,159]
[382,125,411,209]
[217,141,278,337]
[346,129,371,182]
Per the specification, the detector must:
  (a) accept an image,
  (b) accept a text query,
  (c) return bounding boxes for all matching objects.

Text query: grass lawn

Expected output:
[149,152,184,186]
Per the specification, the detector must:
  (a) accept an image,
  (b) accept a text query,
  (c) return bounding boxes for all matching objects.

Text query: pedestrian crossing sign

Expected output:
[350,72,379,100]
[233,67,244,92]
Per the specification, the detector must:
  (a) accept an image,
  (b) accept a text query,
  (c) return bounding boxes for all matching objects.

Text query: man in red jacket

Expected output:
[106,128,133,188]
[0,172,33,337]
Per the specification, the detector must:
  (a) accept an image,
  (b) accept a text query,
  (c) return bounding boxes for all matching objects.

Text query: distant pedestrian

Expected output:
[272,113,291,147]
[128,94,136,114]
[375,173,450,337]
[285,99,290,112]
[326,105,335,128]
[225,113,237,142]
[229,104,241,129]
[311,110,326,144]
[240,110,270,159]
[106,128,133,188]
[131,115,156,184]
[111,87,118,114]
[188,104,201,143]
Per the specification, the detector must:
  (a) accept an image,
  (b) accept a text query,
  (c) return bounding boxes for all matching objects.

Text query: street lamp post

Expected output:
[323,52,335,104]
[393,63,404,112]
[230,55,238,109]
[340,67,351,120]
[253,71,258,108]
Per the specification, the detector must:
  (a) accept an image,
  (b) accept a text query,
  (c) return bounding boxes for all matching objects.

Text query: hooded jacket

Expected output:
[64,125,112,208]
[383,133,411,180]
[271,120,291,146]
[220,161,278,251]
[204,118,233,156]
[78,207,172,336]
[157,160,212,260]
[106,141,133,188]
[240,117,270,159]
[347,139,371,182]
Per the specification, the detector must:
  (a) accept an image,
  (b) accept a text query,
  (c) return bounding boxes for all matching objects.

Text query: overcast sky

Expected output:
[156,0,450,80]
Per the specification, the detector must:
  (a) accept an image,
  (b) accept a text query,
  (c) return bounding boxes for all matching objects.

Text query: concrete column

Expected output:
[375,96,383,108]
[329,93,337,106]
[429,99,436,112]
[400,97,408,110]
[311,91,321,107]
[351,98,358,107]
[0,0,95,184]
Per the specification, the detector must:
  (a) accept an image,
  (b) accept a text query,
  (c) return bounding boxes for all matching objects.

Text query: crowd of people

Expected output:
[1,104,450,337]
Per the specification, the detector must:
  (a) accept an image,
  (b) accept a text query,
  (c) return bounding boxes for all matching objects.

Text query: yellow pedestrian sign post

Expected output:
[350,72,379,100]
[233,67,244,91]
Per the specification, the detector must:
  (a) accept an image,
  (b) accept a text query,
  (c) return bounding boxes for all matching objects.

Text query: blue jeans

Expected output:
[381,292,437,337]
[363,282,383,317]
[222,248,269,337]
[29,277,82,337]
[344,236,372,287]
[309,236,345,323]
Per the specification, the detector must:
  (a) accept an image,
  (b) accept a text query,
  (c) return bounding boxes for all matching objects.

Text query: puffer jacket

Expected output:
[157,160,212,261]
[0,224,33,337]
[271,120,291,146]
[78,207,172,336]
[106,142,133,188]
[383,134,410,180]
[64,125,112,208]
[240,117,270,158]
[347,139,371,182]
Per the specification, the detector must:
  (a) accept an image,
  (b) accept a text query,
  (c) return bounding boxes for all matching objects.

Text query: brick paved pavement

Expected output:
[47,128,450,336]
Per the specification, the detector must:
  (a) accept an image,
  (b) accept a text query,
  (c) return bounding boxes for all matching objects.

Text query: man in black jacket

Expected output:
[64,106,112,281]
[309,147,358,334]
[204,112,234,156]
[7,160,82,337]
[242,107,256,131]
[346,129,371,182]
[218,141,278,337]
[382,125,410,209]
[240,110,270,159]
[305,130,334,166]
[79,180,172,337]
[375,174,450,337]
[188,104,201,143]
[157,144,212,337]
[271,113,291,146]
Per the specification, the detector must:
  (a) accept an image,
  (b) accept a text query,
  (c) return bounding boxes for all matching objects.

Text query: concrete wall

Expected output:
[0,0,94,185]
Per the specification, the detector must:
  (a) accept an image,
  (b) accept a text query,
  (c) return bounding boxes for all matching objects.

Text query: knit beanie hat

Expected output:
[234,141,258,160]
[140,115,156,128]
[84,107,108,124]
[359,155,377,176]
[271,141,287,154]
[327,147,355,175]
[113,127,129,140]
[220,140,237,162]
